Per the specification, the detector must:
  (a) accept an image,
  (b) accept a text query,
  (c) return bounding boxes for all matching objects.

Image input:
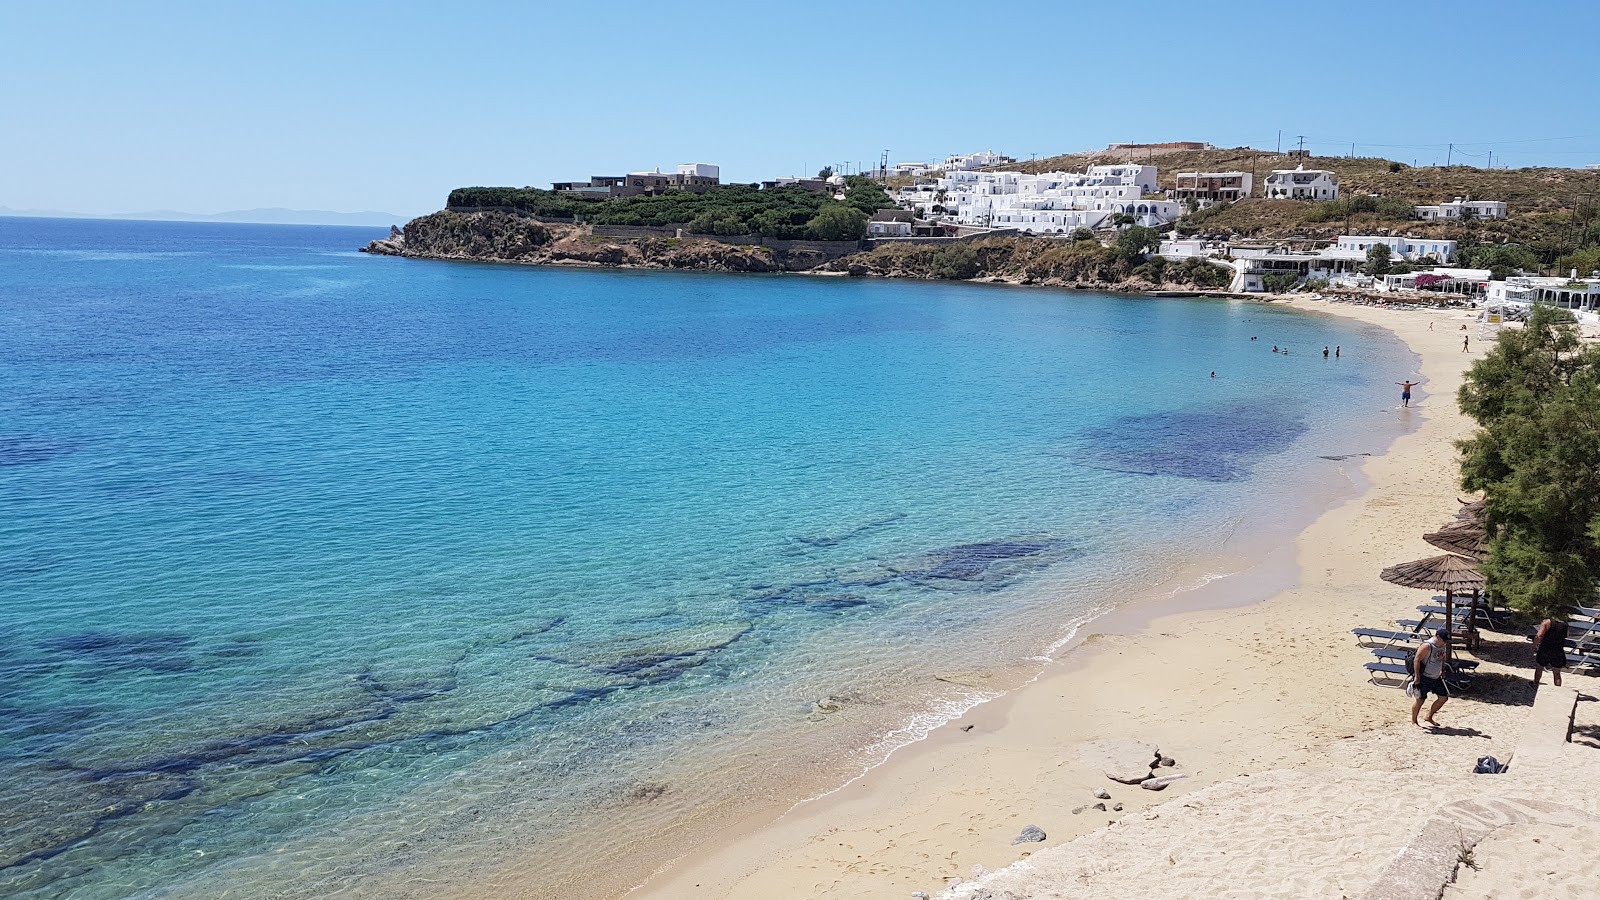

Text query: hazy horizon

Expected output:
[5,0,1597,216]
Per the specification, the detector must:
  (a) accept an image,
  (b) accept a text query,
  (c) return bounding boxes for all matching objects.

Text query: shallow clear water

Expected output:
[0,217,1412,897]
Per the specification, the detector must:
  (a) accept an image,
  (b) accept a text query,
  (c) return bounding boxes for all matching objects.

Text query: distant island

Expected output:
[0,206,409,227]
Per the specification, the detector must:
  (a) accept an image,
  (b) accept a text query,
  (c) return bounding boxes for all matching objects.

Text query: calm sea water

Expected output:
[0,217,1413,898]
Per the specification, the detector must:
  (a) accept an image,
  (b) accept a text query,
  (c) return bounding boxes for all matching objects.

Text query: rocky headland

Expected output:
[363,210,1238,291]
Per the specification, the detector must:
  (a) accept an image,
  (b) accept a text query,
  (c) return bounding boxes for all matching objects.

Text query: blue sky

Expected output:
[3,0,1597,217]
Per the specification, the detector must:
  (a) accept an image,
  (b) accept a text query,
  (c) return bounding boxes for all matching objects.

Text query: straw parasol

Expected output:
[1456,498,1487,523]
[1422,520,1490,560]
[1380,553,1486,649]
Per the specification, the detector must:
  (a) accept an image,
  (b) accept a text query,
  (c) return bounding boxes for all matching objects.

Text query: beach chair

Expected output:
[1369,646,1478,670]
[1352,627,1428,646]
[1362,660,1471,689]
[1417,604,1495,629]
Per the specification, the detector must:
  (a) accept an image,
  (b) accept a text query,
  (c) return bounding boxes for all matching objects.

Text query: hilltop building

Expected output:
[553,163,720,198]
[1172,171,1253,206]
[1414,198,1508,221]
[1263,165,1339,200]
[926,164,1179,232]
[941,150,1016,172]
[1107,141,1210,153]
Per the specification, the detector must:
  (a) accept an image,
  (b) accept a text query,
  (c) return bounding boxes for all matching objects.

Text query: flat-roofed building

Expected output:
[1263,165,1339,201]
[1415,197,1507,220]
[1172,171,1253,205]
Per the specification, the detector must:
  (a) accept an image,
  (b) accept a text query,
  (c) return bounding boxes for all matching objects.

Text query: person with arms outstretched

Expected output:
[1397,380,1418,407]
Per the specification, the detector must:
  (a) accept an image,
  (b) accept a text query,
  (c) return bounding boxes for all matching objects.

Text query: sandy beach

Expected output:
[631,298,1600,900]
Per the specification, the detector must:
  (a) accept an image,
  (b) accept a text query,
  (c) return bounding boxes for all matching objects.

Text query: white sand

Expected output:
[626,300,1600,900]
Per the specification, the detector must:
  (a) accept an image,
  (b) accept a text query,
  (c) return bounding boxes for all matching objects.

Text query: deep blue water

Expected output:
[0,217,1413,897]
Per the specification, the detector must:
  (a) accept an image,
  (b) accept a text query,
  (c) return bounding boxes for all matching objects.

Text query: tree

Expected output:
[1364,243,1393,276]
[817,166,834,179]
[1458,306,1600,617]
[1071,227,1098,242]
[804,205,868,241]
[1113,225,1161,261]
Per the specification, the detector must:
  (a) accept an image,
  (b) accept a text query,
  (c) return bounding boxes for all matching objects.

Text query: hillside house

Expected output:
[1172,171,1253,205]
[1337,235,1457,263]
[867,209,915,237]
[553,163,720,198]
[931,164,1178,233]
[1263,166,1339,200]
[1415,198,1508,220]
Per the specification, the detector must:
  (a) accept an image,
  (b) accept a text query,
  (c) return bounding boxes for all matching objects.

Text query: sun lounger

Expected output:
[1364,661,1471,689]
[1395,619,1472,634]
[1352,627,1428,646]
[1369,646,1478,669]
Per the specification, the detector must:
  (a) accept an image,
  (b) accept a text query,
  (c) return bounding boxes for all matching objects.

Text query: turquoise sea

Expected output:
[0,217,1414,898]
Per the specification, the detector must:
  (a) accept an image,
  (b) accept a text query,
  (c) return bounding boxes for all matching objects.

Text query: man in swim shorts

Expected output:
[1412,629,1451,728]
[1396,380,1418,407]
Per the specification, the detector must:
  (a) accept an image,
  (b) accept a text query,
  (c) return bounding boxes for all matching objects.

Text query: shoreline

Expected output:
[625,297,1485,898]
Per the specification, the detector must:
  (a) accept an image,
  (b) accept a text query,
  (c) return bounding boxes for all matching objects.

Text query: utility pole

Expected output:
[1297,135,1306,154]
[1446,143,1453,166]
[1350,141,1356,158]
[1276,130,1282,154]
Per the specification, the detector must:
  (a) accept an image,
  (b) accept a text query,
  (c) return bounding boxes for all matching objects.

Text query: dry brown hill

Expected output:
[1005,147,1600,255]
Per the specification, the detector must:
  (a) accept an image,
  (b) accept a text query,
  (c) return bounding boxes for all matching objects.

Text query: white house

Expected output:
[892,162,932,177]
[867,209,914,237]
[1172,171,1253,205]
[1263,165,1339,200]
[929,164,1178,233]
[1486,276,1600,323]
[941,149,1016,172]
[1337,235,1457,263]
[1415,197,1507,221]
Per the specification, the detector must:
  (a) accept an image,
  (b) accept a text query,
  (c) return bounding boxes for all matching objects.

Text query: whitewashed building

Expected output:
[892,162,932,177]
[1263,165,1339,200]
[941,149,1016,172]
[1337,235,1457,263]
[1172,171,1253,205]
[1415,197,1508,221]
[931,164,1179,233]
[1486,276,1600,322]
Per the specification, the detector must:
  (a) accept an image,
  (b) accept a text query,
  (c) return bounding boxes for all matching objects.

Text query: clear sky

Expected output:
[3,0,1597,217]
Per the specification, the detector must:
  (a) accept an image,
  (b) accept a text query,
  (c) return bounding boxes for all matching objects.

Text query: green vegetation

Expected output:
[445,177,893,241]
[837,234,1231,288]
[1303,195,1418,223]
[1365,243,1393,276]
[1458,306,1600,618]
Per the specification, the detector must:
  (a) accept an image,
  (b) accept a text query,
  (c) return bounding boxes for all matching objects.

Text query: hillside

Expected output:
[1010,147,1600,266]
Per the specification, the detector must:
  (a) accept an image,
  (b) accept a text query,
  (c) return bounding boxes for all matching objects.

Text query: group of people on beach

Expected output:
[1409,615,1572,731]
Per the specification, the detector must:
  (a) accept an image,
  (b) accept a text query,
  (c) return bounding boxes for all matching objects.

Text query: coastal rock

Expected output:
[1141,773,1188,791]
[1079,739,1160,784]
[1159,756,1177,768]
[1093,788,1111,800]
[1113,803,1124,812]
[1092,802,1107,811]
[1012,825,1047,844]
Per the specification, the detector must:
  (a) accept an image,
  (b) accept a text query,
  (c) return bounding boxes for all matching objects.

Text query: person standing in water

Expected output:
[1397,380,1418,407]
[1335,346,1341,358]
[1323,346,1330,359]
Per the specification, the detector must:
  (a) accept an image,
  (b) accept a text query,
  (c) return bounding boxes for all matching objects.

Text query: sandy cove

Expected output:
[631,298,1600,900]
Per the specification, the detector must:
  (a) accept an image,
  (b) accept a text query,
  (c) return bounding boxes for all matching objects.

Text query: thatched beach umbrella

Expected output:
[1380,553,1487,649]
[1455,498,1486,523]
[1423,520,1490,561]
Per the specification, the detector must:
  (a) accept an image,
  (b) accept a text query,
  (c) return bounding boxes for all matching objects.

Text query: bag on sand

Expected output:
[1474,755,1507,774]
[1403,677,1419,699]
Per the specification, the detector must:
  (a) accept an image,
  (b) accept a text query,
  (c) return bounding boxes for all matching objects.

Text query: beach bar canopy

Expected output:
[1422,520,1490,561]
[1380,553,1487,648]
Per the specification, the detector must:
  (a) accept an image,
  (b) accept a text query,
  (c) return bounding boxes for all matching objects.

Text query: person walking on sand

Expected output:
[1463,334,1470,352]
[1397,380,1418,407]
[1412,629,1451,729]
[1534,616,1570,687]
